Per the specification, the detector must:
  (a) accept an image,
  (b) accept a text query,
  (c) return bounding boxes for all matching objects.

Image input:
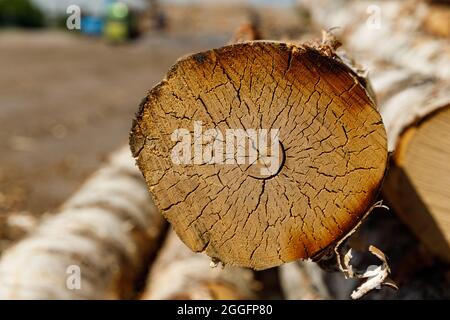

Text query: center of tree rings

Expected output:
[241,139,286,180]
[130,42,388,270]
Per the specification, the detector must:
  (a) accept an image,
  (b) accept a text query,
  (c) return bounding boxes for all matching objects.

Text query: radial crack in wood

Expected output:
[130,41,388,270]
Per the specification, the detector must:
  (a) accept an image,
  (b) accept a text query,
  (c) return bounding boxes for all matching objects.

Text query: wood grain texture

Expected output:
[384,106,450,262]
[366,61,450,262]
[130,41,388,270]
[305,0,450,263]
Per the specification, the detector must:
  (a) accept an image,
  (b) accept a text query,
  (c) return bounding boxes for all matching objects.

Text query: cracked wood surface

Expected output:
[130,41,388,270]
[342,43,450,263]
[306,0,450,264]
[369,61,450,262]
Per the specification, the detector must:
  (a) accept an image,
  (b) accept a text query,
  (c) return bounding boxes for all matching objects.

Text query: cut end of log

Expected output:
[385,105,450,263]
[130,41,388,270]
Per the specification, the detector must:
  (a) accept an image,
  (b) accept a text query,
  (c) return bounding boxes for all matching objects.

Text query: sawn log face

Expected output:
[130,41,388,270]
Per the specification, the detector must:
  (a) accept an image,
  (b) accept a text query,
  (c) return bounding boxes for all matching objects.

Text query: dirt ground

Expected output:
[0,29,226,216]
[0,5,305,299]
[0,2,307,217]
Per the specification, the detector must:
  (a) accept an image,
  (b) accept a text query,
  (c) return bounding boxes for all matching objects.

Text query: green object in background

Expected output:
[104,2,130,43]
[109,2,129,19]
[104,20,128,42]
[0,0,45,28]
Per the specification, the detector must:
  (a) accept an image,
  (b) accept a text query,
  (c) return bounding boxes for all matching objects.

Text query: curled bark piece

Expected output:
[322,200,397,299]
[343,246,398,300]
[322,209,450,299]
[279,260,330,300]
[0,146,166,299]
[141,230,258,300]
[130,40,388,270]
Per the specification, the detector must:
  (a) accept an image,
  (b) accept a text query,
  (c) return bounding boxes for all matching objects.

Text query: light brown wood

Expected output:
[304,0,450,263]
[141,230,258,299]
[0,146,166,299]
[130,41,388,270]
[363,60,450,263]
[423,4,450,38]
[383,106,450,262]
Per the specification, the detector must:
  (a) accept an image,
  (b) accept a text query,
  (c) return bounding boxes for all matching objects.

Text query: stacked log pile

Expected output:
[301,0,450,265]
[0,0,449,300]
[0,147,166,299]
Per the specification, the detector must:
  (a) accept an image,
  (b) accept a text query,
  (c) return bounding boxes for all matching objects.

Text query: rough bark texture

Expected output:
[275,58,450,297]
[368,61,450,152]
[303,0,450,80]
[141,230,259,299]
[0,146,166,299]
[369,62,450,262]
[130,41,388,270]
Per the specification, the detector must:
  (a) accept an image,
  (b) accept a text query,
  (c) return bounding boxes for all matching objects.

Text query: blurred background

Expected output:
[0,0,449,300]
[0,0,307,218]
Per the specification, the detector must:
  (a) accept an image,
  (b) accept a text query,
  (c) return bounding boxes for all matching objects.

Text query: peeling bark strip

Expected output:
[130,41,388,270]
[141,230,258,299]
[0,146,166,299]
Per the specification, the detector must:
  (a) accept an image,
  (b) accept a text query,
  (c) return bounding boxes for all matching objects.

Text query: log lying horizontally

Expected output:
[130,41,388,270]
[303,0,450,80]
[275,26,450,291]
[0,146,166,299]
[367,61,450,263]
[303,0,450,264]
[141,230,258,299]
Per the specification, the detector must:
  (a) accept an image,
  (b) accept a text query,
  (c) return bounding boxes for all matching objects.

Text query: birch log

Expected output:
[303,0,450,263]
[367,61,450,262]
[302,0,450,80]
[0,146,166,299]
[130,41,388,270]
[141,230,258,299]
